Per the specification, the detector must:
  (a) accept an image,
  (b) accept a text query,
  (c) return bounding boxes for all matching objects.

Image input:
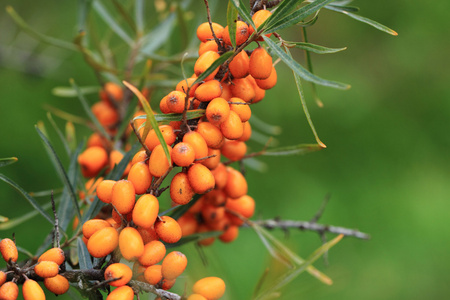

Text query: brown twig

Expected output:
[203,0,224,51]
[130,120,151,157]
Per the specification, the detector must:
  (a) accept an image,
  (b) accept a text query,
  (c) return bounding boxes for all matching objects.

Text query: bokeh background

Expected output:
[1,0,449,299]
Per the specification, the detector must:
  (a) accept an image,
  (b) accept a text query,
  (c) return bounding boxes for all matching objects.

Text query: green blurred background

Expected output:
[1,0,449,299]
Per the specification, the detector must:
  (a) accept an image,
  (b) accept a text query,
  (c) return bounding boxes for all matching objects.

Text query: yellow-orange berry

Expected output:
[183,131,208,161]
[43,274,70,295]
[137,226,158,244]
[230,77,255,103]
[193,277,226,300]
[108,150,131,176]
[249,47,273,80]
[198,40,219,56]
[201,204,226,225]
[221,140,247,161]
[23,279,45,300]
[82,219,112,239]
[226,195,255,223]
[0,238,18,263]
[104,263,132,287]
[133,194,159,229]
[96,180,116,204]
[205,97,230,126]
[100,82,123,104]
[220,83,232,100]
[170,172,195,205]
[144,264,163,285]
[34,260,59,278]
[161,251,187,280]
[194,80,222,102]
[188,163,215,194]
[0,281,18,300]
[87,227,119,258]
[229,99,251,122]
[223,21,249,46]
[111,180,136,215]
[87,132,107,148]
[139,240,166,267]
[196,122,224,150]
[247,75,266,103]
[219,225,239,243]
[220,111,244,140]
[229,51,250,79]
[160,95,171,114]
[177,214,198,236]
[188,294,208,300]
[211,163,228,190]
[166,91,187,114]
[78,146,108,178]
[255,66,277,90]
[155,216,182,244]
[194,51,220,81]
[161,278,176,290]
[248,9,273,39]
[201,148,221,170]
[144,125,176,151]
[91,101,119,127]
[128,162,152,194]
[131,150,148,165]
[172,142,196,167]
[224,167,248,199]
[149,144,172,177]
[0,270,6,286]
[106,286,134,300]
[119,227,145,261]
[176,77,199,97]
[238,121,252,142]
[197,22,224,43]
[204,189,227,207]
[38,248,65,265]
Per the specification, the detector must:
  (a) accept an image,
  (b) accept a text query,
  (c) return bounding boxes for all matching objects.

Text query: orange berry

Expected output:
[96,180,116,204]
[111,180,136,215]
[247,75,266,103]
[112,209,132,225]
[194,80,222,102]
[188,163,215,194]
[87,227,119,258]
[160,95,171,114]
[23,279,45,300]
[166,91,187,114]
[197,224,215,246]
[211,163,228,190]
[177,214,198,236]
[0,281,18,300]
[238,121,252,142]
[193,277,226,300]
[197,22,224,42]
[194,51,220,81]
[187,196,204,214]
[144,125,176,151]
[205,97,230,126]
[183,131,208,161]
[155,216,182,244]
[161,251,187,280]
[220,83,232,100]
[139,240,166,266]
[34,261,59,278]
[219,225,239,243]
[131,150,148,165]
[229,51,250,79]
[128,162,152,194]
[248,9,273,39]
[100,82,123,104]
[161,278,176,290]
[226,195,255,219]
[82,219,112,239]
[230,77,255,103]
[188,294,208,300]
[144,264,162,285]
[204,189,227,206]
[91,101,119,127]
[223,21,249,46]
[106,286,134,300]
[0,238,17,263]
[229,99,251,122]
[148,144,172,177]
[38,247,65,265]
[201,204,225,224]
[220,111,244,140]
[133,194,159,229]
[224,167,248,199]
[176,78,199,97]
[43,274,70,295]
[104,263,132,287]
[109,150,131,176]
[87,132,107,148]
[249,47,273,80]
[172,142,196,167]
[119,227,145,261]
[255,65,277,90]
[137,226,158,244]
[170,172,195,205]
[221,140,247,161]
[78,146,108,178]
[0,270,6,286]
[201,148,221,170]
[198,40,219,56]
[196,122,224,149]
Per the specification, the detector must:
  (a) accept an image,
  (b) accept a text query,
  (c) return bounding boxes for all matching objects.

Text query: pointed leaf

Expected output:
[66,122,77,152]
[263,144,323,156]
[0,157,18,168]
[193,52,234,85]
[265,0,301,28]
[52,86,99,98]
[77,0,93,31]
[285,41,347,54]
[77,237,93,270]
[92,1,134,45]
[227,1,238,48]
[140,14,177,57]
[43,105,90,126]
[135,0,145,34]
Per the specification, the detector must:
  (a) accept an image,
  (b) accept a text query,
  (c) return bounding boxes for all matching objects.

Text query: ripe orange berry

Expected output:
[139,240,166,267]
[119,227,145,261]
[100,82,123,104]
[144,125,176,151]
[106,286,134,300]
[128,161,152,194]
[194,51,220,81]
[219,225,239,243]
[183,131,208,161]
[91,101,119,127]
[144,264,163,285]
[220,111,244,140]
[223,21,249,46]
[196,122,224,149]
[188,163,215,194]
[197,22,224,42]
[220,83,232,100]
[224,167,248,199]
[0,281,18,300]
[155,216,182,244]
[229,51,250,79]
[34,260,59,278]
[249,47,273,80]
[96,180,116,204]
[111,180,136,215]
[255,65,277,90]
[177,214,198,236]
[226,194,255,221]
[0,238,18,263]
[193,277,226,300]
[170,172,195,205]
[23,279,45,300]
[230,77,256,103]
[248,9,273,39]
[87,132,107,148]
[211,163,228,190]
[82,219,112,239]
[0,270,6,286]
[133,194,159,229]
[166,91,187,114]
[187,294,208,300]
[198,40,219,56]
[238,121,252,142]
[247,75,266,103]
[131,150,148,165]
[204,189,227,206]
[38,247,65,265]
[201,204,226,224]
[104,263,133,287]
[78,146,108,178]
[172,142,196,167]
[44,274,70,295]
[148,144,172,177]
[221,140,247,161]
[229,99,251,121]
[161,251,187,280]
[201,148,221,170]
[205,97,230,126]
[194,80,222,102]
[109,150,131,176]
[161,278,176,290]
[176,77,199,97]
[137,226,158,244]
[87,227,119,258]
[160,95,171,114]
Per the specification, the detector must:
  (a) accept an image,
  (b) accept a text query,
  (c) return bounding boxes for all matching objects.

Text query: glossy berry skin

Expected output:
[132,194,159,229]
[106,286,135,300]
[161,251,188,280]
[155,216,182,244]
[170,172,195,205]
[23,279,45,300]
[87,227,119,258]
[188,163,215,194]
[44,275,70,295]
[119,227,145,261]
[144,264,163,285]
[139,240,167,267]
[34,261,59,278]
[38,247,65,265]
[104,263,133,287]
[192,276,226,300]
[0,238,18,263]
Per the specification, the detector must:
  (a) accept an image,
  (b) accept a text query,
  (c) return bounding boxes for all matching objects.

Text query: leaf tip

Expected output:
[391,30,399,36]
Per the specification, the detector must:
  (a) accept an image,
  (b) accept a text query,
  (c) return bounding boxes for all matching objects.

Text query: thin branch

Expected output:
[130,280,182,300]
[51,191,60,248]
[203,0,223,51]
[130,120,151,157]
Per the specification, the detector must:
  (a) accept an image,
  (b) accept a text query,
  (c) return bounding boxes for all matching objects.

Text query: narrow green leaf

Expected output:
[227,1,238,48]
[165,231,222,248]
[6,6,78,51]
[285,41,346,54]
[52,86,99,98]
[92,1,134,45]
[47,113,71,157]
[326,5,398,36]
[77,0,93,31]
[169,195,201,220]
[77,237,93,270]
[265,0,301,28]
[300,27,323,107]
[30,188,64,198]
[123,81,171,166]
[35,126,82,221]
[263,36,350,90]
[44,105,90,126]
[0,157,18,168]
[327,4,359,12]
[0,201,53,230]
[135,0,145,34]
[250,115,282,135]
[66,122,77,152]
[70,79,111,139]
[133,110,205,123]
[16,246,34,259]
[263,144,322,156]
[193,52,234,85]
[231,0,255,28]
[111,0,137,32]
[0,173,54,225]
